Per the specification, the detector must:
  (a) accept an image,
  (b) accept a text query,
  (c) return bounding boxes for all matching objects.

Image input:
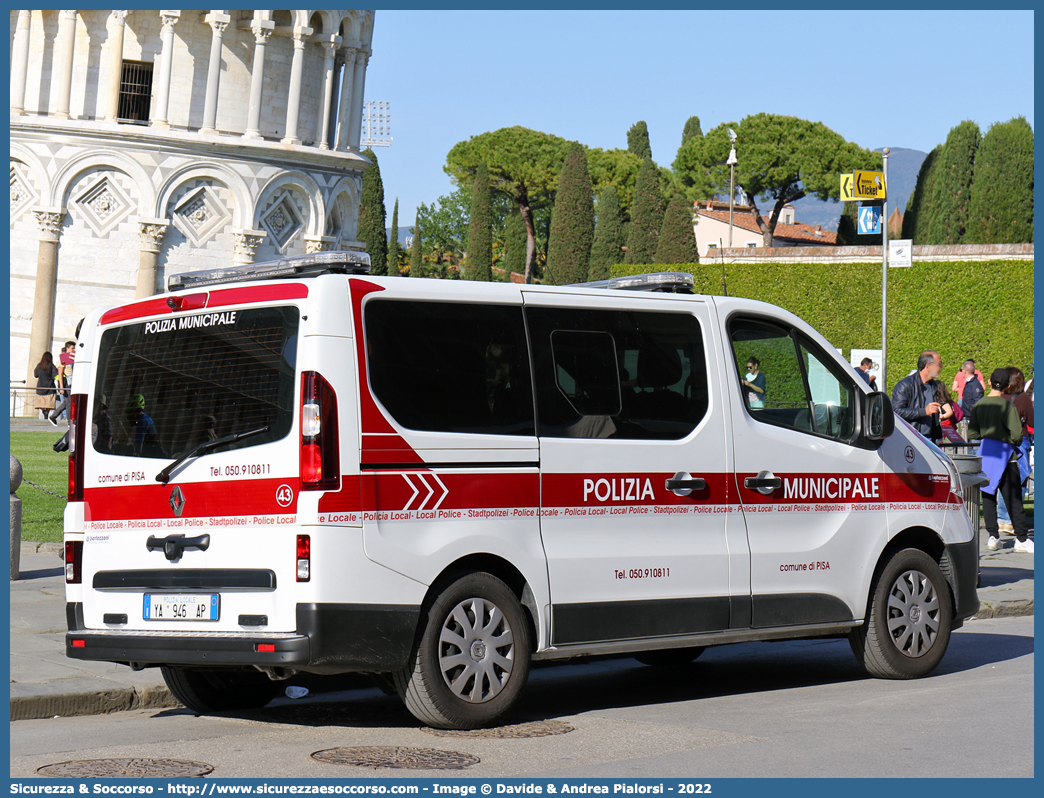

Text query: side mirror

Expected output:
[864,391,895,442]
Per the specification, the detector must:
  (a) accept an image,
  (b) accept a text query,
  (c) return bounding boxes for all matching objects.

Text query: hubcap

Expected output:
[438,597,515,704]
[886,569,940,658]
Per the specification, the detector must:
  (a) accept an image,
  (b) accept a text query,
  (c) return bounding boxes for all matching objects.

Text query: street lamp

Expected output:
[726,128,738,248]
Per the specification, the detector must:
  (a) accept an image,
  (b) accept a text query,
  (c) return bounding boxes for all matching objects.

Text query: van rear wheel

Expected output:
[393,572,531,730]
[161,665,281,713]
[849,548,953,679]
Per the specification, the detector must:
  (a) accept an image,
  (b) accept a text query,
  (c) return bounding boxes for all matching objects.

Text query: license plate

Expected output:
[144,594,219,621]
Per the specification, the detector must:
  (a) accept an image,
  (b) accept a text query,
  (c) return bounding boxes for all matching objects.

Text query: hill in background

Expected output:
[791,147,927,231]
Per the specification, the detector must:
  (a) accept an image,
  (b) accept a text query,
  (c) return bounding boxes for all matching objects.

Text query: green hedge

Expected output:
[611,260,1034,393]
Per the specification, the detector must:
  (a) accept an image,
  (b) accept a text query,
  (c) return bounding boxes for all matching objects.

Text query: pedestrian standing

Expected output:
[33,351,59,419]
[954,359,987,418]
[891,351,943,441]
[968,368,1033,553]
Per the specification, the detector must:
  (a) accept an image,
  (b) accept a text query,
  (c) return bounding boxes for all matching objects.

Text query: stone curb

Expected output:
[20,541,63,556]
[10,685,181,722]
[971,599,1034,620]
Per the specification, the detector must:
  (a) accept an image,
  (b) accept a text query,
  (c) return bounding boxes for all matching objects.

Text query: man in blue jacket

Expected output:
[891,350,942,440]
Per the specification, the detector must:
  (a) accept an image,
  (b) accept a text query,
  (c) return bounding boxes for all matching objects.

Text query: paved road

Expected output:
[10,615,1033,779]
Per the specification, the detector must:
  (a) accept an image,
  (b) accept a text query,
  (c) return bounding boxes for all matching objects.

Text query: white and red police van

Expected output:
[64,251,978,729]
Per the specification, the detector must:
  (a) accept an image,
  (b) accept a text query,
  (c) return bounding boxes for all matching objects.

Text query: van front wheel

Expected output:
[394,572,531,729]
[161,665,281,714]
[849,548,953,679]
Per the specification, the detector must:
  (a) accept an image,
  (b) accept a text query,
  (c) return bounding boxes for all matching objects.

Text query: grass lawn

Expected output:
[11,430,68,543]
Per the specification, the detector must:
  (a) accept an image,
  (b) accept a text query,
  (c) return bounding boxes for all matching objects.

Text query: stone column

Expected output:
[334,47,357,152]
[347,49,370,150]
[316,38,340,150]
[10,11,32,115]
[151,11,180,129]
[103,11,129,123]
[136,219,169,298]
[232,229,268,265]
[52,11,78,120]
[200,12,230,135]
[281,26,313,145]
[26,208,66,385]
[243,19,275,139]
[304,235,337,253]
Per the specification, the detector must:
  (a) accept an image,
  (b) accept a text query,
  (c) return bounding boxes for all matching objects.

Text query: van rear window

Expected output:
[93,307,299,458]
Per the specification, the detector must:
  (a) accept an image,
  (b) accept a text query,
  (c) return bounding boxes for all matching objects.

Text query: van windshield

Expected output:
[93,306,299,459]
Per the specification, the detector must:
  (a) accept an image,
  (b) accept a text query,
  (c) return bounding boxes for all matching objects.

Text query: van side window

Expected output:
[729,317,856,442]
[365,300,535,436]
[527,307,708,440]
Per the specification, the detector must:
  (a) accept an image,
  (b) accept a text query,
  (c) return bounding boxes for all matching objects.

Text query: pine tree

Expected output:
[357,148,388,275]
[655,194,699,264]
[902,144,942,243]
[387,198,400,276]
[410,217,424,278]
[627,121,652,161]
[926,120,981,244]
[965,116,1034,244]
[680,116,703,148]
[589,186,625,280]
[504,210,526,279]
[465,163,493,281]
[546,142,594,285]
[624,157,664,264]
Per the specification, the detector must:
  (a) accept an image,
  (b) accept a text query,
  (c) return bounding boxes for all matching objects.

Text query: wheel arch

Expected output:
[426,554,541,653]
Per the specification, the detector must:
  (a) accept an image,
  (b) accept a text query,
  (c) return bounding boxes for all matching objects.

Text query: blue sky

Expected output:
[363,9,1034,222]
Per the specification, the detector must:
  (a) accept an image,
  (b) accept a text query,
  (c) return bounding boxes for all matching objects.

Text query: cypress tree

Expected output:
[387,198,400,276]
[902,144,941,243]
[357,148,388,275]
[546,142,594,285]
[624,157,664,264]
[589,186,625,280]
[655,194,699,264]
[680,116,703,148]
[504,210,526,279]
[627,121,652,161]
[966,116,1034,244]
[926,120,981,244]
[465,163,493,280]
[410,217,424,278]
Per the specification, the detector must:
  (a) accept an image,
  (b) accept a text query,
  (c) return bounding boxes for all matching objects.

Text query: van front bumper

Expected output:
[65,602,420,674]
[944,537,980,628]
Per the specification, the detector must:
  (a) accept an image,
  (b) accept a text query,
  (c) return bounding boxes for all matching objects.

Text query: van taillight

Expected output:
[300,372,339,491]
[296,534,310,582]
[65,541,83,583]
[67,394,86,502]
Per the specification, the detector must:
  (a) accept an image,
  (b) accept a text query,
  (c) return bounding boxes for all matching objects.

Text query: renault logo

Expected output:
[169,485,186,517]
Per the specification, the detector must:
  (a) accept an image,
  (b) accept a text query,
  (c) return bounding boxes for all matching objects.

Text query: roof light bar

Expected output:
[167,251,372,292]
[570,272,694,294]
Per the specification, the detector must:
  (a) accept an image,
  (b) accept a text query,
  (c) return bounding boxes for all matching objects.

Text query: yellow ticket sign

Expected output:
[840,173,856,201]
[852,170,886,200]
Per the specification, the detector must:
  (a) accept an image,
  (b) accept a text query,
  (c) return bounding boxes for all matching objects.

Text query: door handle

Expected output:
[665,472,706,496]
[744,471,782,495]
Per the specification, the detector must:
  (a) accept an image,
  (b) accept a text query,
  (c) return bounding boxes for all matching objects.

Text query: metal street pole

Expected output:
[727,129,738,248]
[881,147,889,389]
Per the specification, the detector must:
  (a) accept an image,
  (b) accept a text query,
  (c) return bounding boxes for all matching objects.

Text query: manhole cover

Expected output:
[38,759,213,778]
[422,719,575,738]
[312,746,479,770]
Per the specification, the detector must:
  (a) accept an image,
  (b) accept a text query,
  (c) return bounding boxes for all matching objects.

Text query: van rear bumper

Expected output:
[65,602,420,674]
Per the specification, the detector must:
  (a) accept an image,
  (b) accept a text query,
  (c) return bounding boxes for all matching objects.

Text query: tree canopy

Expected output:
[589,186,625,281]
[357,148,388,275]
[677,113,880,245]
[410,217,424,278]
[387,198,400,276]
[656,193,699,264]
[902,145,941,242]
[546,142,594,285]
[926,120,980,245]
[627,120,652,160]
[465,163,493,281]
[966,116,1034,244]
[625,157,664,264]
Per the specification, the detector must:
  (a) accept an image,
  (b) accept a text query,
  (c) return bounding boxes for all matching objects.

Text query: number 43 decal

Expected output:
[276,484,294,507]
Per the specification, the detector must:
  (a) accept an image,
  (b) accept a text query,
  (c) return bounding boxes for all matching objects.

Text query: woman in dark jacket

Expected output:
[33,351,59,418]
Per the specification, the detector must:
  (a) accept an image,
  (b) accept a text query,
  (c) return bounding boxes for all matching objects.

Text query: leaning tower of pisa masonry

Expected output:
[10,9,377,389]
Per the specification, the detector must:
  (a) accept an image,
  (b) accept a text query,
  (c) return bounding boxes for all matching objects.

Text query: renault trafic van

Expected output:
[64,252,978,729]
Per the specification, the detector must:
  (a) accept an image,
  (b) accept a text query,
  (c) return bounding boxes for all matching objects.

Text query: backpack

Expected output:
[962,376,984,416]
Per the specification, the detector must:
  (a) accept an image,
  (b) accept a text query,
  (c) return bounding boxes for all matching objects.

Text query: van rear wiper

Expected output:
[155,426,270,484]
